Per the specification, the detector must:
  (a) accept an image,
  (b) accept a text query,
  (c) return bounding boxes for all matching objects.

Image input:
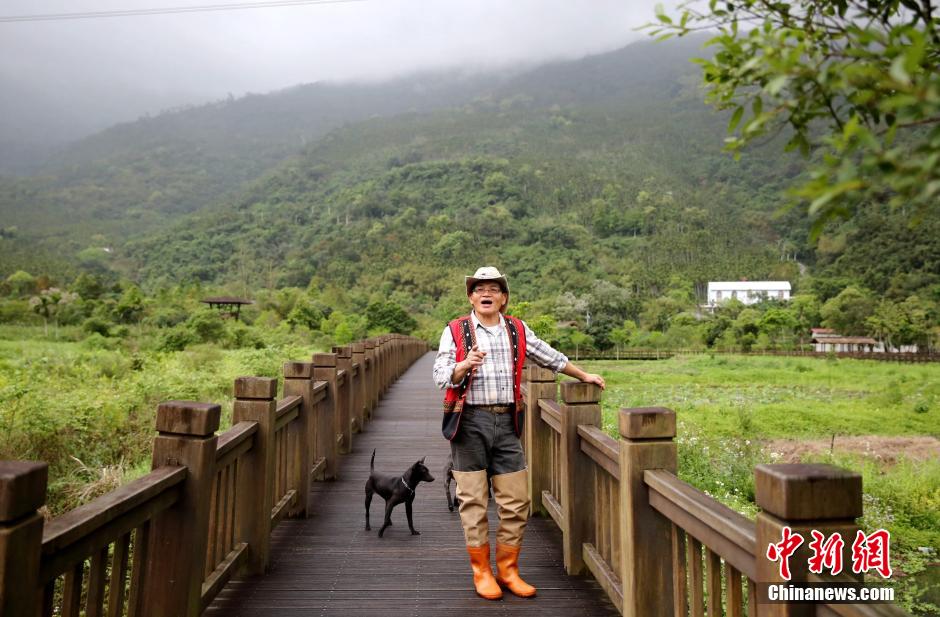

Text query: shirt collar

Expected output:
[470,311,505,330]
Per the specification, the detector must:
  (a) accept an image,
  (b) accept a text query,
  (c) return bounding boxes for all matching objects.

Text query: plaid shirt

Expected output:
[432,312,568,405]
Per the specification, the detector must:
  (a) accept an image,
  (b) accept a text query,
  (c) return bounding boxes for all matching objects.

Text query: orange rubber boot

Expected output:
[495,543,536,597]
[467,544,502,600]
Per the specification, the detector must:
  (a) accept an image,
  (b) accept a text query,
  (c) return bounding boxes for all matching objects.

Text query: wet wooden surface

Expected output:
[206,352,618,616]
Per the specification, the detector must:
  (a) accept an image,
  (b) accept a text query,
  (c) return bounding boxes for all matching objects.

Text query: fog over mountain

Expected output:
[0,0,660,173]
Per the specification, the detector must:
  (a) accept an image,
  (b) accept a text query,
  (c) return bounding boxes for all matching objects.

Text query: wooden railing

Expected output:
[0,333,427,617]
[522,364,911,617]
[558,349,940,363]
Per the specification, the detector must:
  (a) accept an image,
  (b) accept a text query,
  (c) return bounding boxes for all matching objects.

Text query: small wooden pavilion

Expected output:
[200,296,253,322]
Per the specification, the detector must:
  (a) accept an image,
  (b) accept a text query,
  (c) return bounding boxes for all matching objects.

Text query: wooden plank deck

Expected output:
[206,352,619,616]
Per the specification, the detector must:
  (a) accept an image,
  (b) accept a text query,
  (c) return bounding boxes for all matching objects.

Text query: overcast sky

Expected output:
[0,0,661,145]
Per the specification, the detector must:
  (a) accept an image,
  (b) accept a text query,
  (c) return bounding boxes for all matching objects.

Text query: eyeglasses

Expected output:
[472,285,504,294]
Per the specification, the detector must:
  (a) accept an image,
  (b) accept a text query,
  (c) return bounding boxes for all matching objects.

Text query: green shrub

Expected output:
[147,307,189,328]
[82,317,112,337]
[0,299,37,324]
[186,309,225,343]
[225,322,266,349]
[158,325,197,352]
[80,332,115,350]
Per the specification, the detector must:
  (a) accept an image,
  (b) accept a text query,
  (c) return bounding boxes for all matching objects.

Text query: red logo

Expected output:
[766,526,804,580]
[767,528,893,580]
[851,529,893,578]
[808,530,845,575]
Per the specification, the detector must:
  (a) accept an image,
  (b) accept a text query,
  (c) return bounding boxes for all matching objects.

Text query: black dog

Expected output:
[365,450,434,537]
[444,455,458,512]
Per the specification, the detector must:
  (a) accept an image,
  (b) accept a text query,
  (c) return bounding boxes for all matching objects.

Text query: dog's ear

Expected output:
[419,456,427,465]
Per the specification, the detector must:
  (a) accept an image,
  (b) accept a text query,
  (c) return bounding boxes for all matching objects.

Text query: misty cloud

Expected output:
[0,0,660,148]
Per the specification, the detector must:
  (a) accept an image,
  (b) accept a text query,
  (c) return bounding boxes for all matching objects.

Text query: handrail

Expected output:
[2,334,430,617]
[216,421,258,466]
[644,468,756,580]
[521,368,912,617]
[578,425,619,481]
[275,395,302,420]
[539,399,562,433]
[40,466,187,583]
[311,380,327,404]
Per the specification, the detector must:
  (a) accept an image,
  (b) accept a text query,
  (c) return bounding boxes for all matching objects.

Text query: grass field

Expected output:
[582,354,940,615]
[0,325,320,514]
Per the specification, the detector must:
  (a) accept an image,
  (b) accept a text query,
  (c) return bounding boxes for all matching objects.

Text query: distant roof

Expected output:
[201,297,254,305]
[812,328,835,333]
[812,336,878,345]
[707,281,791,291]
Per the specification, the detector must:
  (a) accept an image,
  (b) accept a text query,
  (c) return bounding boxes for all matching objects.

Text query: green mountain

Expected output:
[2,35,936,320]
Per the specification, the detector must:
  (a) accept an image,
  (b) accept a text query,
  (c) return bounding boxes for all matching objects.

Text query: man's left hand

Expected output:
[583,373,605,390]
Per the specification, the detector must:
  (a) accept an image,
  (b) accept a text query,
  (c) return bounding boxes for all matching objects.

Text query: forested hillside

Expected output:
[1,36,937,349]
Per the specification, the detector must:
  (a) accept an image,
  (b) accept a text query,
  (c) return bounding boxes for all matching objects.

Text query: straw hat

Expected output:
[465,266,510,310]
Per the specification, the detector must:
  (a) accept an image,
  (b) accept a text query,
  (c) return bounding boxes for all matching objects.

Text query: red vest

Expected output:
[442,314,527,440]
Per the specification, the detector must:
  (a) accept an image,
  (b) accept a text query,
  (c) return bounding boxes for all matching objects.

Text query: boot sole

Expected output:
[496,579,537,597]
[475,590,503,600]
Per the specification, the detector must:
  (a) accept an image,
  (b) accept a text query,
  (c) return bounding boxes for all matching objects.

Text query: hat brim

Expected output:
[465,276,509,296]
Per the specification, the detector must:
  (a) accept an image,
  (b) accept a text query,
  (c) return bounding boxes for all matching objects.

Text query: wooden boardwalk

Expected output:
[206,352,618,616]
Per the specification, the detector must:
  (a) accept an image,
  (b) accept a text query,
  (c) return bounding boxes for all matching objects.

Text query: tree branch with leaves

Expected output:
[646,0,940,234]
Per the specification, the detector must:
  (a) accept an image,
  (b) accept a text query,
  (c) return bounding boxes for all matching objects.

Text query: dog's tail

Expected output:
[370,448,375,471]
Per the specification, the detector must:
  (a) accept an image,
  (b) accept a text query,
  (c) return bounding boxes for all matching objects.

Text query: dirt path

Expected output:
[764,435,940,465]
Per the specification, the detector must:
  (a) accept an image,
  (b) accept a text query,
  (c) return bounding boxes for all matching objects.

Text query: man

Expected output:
[432,266,605,600]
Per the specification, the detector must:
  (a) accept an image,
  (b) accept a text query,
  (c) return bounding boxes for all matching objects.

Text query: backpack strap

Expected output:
[446,315,476,401]
[504,316,528,437]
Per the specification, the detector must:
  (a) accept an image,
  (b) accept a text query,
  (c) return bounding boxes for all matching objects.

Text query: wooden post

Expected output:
[525,365,557,516]
[336,347,353,454]
[351,343,367,429]
[232,377,277,574]
[754,464,862,616]
[0,461,47,617]
[332,346,354,452]
[375,336,385,395]
[559,380,602,575]
[381,335,391,393]
[364,340,377,418]
[283,364,313,517]
[618,406,676,617]
[143,401,220,617]
[313,353,340,479]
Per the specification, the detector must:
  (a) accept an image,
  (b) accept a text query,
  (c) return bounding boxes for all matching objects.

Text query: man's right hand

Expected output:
[453,345,486,383]
[463,345,486,371]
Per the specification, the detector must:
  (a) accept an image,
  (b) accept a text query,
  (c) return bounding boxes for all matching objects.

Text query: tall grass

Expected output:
[0,326,320,513]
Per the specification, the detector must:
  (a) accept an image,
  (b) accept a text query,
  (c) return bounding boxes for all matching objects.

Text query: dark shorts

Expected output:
[450,405,526,475]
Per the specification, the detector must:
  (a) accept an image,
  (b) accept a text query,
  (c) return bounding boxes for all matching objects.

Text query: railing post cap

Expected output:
[755,464,862,520]
[0,461,48,521]
[156,401,221,436]
[560,380,601,404]
[618,407,676,439]
[283,361,313,379]
[351,343,365,353]
[364,340,375,349]
[234,376,277,399]
[527,364,556,382]
[313,352,337,367]
[332,346,352,358]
